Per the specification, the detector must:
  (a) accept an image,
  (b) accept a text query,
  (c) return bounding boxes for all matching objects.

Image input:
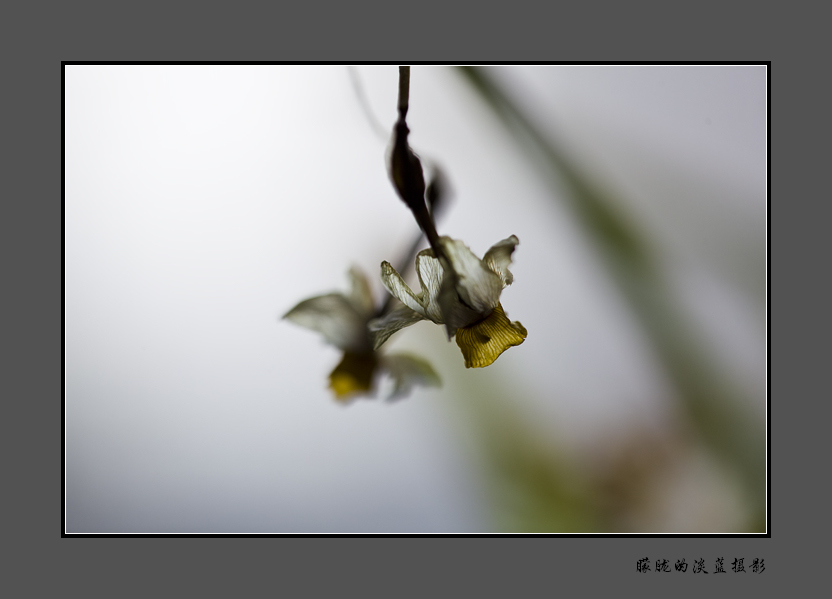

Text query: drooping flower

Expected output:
[370,236,527,368]
[283,267,440,402]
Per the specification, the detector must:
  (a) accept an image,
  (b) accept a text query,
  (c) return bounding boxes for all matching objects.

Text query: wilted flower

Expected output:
[371,235,527,368]
[283,267,440,402]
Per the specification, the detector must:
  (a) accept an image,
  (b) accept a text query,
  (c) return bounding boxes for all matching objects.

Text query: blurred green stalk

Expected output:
[455,66,765,530]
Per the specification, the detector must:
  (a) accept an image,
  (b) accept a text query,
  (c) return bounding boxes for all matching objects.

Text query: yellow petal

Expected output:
[328,351,379,401]
[455,304,527,368]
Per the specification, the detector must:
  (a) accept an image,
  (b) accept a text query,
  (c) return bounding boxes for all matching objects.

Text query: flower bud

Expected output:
[389,120,426,213]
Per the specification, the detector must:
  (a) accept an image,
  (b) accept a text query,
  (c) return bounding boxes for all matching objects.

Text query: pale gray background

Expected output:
[65,65,765,533]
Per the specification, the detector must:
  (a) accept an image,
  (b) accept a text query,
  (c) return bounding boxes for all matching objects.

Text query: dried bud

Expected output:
[389,120,426,213]
[426,164,450,219]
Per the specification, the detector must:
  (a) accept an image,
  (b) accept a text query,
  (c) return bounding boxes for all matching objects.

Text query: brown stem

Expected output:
[398,66,410,120]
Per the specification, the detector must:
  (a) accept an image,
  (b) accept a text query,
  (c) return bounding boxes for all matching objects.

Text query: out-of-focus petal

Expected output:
[368,303,426,350]
[347,266,375,316]
[439,237,502,314]
[283,293,369,352]
[381,353,441,400]
[380,261,427,317]
[328,351,379,401]
[454,303,527,368]
[482,235,519,288]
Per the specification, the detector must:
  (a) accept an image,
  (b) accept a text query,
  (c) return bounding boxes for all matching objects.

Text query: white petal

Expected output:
[482,235,519,288]
[347,266,375,316]
[381,353,441,400]
[368,303,426,350]
[436,273,481,337]
[414,250,446,323]
[379,261,427,318]
[283,293,369,351]
[439,237,502,314]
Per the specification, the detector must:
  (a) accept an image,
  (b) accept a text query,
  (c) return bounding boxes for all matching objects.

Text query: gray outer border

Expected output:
[10,0,789,593]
